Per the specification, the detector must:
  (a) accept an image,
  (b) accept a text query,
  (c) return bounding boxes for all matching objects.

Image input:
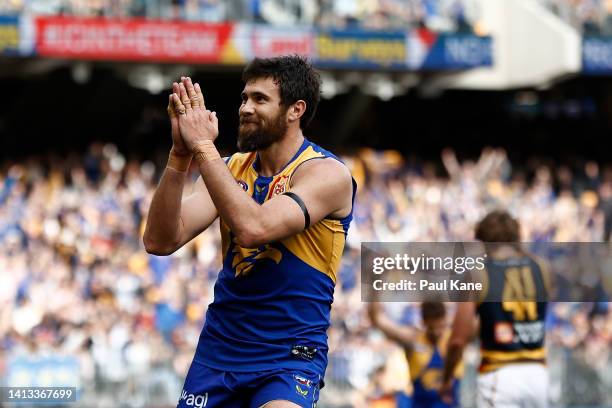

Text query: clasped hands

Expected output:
[167,77,219,158]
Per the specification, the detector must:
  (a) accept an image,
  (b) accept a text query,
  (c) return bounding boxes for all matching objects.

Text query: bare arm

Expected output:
[441,148,461,180]
[143,173,218,255]
[442,301,476,384]
[368,301,416,349]
[143,80,218,255]
[196,154,353,248]
[170,77,353,248]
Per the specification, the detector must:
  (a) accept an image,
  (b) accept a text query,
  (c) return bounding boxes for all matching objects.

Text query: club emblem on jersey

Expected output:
[295,385,309,398]
[494,322,514,344]
[232,242,282,277]
[420,368,443,391]
[293,375,313,388]
[268,175,289,198]
[237,180,248,191]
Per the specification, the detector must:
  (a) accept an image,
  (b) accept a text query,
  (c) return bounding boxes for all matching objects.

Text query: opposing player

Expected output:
[143,56,356,408]
[440,210,549,407]
[368,301,463,408]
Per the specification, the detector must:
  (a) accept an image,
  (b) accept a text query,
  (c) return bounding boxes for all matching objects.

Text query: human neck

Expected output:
[488,244,521,259]
[257,130,305,177]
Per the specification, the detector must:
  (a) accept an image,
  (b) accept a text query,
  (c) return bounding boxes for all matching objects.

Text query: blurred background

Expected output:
[0,0,611,407]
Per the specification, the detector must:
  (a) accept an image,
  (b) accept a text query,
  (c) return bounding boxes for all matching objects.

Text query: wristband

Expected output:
[193,140,221,164]
[167,148,192,172]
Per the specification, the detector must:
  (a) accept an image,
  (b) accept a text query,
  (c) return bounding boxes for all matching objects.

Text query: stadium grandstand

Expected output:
[0,0,481,32]
[1,0,611,407]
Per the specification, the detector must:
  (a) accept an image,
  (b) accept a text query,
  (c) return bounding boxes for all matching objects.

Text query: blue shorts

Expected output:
[177,359,321,408]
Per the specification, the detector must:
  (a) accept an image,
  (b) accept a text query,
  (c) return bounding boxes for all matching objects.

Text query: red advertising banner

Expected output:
[251,26,313,58]
[35,17,234,63]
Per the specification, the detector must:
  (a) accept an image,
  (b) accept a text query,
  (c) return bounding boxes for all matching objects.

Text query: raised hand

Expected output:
[168,80,191,157]
[171,77,219,153]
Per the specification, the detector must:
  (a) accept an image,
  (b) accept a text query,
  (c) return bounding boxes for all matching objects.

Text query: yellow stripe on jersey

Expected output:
[480,348,546,373]
[283,146,327,181]
[407,332,434,379]
[281,218,345,283]
[220,153,258,259]
[221,145,348,283]
[407,331,464,380]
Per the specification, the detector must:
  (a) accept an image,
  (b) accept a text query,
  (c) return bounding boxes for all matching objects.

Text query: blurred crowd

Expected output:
[327,146,612,406]
[0,0,480,32]
[0,143,611,406]
[6,0,612,35]
[540,0,612,35]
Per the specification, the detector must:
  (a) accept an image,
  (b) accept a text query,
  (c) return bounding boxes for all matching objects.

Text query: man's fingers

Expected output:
[170,83,183,115]
[167,94,177,118]
[194,83,206,109]
[172,93,186,115]
[182,77,200,108]
[178,82,193,111]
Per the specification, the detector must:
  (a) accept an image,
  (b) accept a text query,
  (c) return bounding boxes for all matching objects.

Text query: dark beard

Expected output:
[237,112,288,153]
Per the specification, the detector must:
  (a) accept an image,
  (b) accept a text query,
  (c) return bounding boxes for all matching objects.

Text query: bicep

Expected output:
[177,176,218,247]
[254,159,353,244]
[288,159,353,222]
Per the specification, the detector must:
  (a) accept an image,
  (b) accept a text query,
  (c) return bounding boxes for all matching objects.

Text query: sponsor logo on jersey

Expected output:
[420,368,443,391]
[180,389,208,408]
[237,180,248,191]
[295,385,309,398]
[268,175,289,198]
[494,322,514,344]
[293,374,313,388]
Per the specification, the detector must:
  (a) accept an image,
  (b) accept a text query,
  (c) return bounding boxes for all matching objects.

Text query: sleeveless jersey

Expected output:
[194,138,356,376]
[477,256,549,373]
[407,331,463,408]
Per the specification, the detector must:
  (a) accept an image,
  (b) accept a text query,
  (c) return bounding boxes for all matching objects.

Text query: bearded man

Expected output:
[143,55,356,408]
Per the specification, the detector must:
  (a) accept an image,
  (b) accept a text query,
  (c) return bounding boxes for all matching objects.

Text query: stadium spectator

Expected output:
[540,0,612,34]
[0,143,611,406]
[12,0,480,32]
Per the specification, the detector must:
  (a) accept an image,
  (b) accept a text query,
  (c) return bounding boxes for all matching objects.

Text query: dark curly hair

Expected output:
[242,55,321,130]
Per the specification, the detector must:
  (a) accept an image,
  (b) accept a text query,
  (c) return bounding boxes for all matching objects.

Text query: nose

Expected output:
[240,99,255,116]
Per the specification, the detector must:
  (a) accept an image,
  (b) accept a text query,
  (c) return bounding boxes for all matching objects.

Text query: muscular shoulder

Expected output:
[291,157,353,190]
[290,157,353,218]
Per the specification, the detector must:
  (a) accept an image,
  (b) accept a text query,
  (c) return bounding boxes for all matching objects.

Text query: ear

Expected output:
[287,100,306,123]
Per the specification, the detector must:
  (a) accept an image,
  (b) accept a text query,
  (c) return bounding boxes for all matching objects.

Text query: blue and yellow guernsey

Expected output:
[195,139,356,375]
[408,331,463,408]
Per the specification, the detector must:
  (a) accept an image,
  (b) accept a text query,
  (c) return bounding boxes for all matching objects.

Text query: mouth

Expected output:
[239,122,259,132]
[240,115,258,124]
